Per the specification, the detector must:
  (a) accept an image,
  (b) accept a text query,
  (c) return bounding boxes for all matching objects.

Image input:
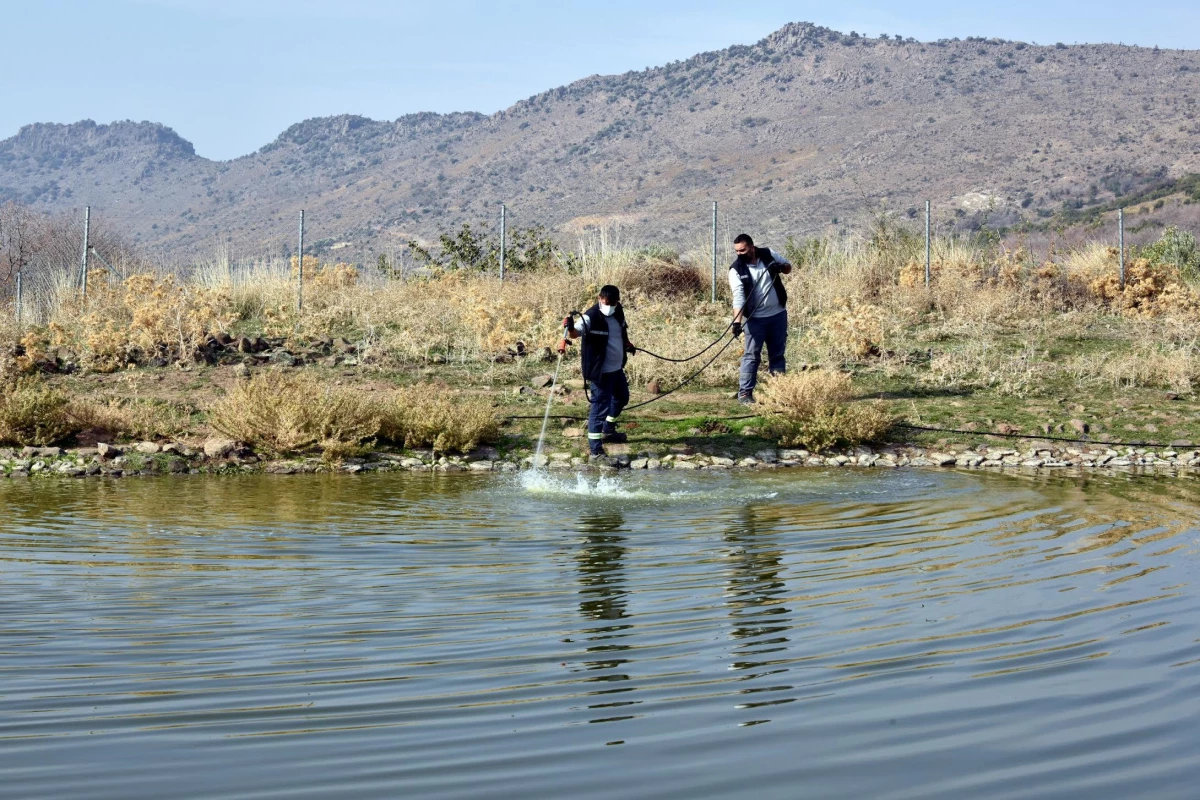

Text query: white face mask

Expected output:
[599,302,616,317]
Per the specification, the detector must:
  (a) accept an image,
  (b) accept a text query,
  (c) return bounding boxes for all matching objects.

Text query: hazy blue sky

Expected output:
[3,0,1199,160]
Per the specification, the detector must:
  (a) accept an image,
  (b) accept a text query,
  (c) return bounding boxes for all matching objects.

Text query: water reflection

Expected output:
[572,509,638,724]
[724,504,795,723]
[3,470,1200,799]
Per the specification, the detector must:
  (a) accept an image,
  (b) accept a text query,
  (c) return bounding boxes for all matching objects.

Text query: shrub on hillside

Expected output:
[758,370,892,452]
[1139,227,1200,282]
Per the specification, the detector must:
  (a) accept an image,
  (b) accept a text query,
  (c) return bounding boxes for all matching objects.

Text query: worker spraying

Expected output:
[558,285,637,459]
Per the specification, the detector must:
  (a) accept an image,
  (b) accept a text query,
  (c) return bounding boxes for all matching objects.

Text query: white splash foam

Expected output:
[519,469,663,499]
[516,468,779,503]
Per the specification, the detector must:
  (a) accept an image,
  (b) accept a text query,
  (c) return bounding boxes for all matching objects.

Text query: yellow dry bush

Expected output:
[0,379,79,446]
[48,272,237,371]
[209,370,380,458]
[379,385,499,453]
[1088,259,1200,316]
[758,370,892,452]
[806,303,886,360]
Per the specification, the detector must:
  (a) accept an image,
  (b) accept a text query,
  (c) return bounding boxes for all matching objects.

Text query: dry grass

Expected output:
[757,370,893,452]
[5,224,1200,403]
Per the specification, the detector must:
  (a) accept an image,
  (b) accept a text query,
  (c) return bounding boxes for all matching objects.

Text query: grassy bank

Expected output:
[4,223,1200,460]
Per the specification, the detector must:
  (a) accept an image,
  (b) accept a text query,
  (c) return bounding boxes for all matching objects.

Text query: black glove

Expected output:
[732,321,743,338]
[625,343,637,355]
[562,315,573,329]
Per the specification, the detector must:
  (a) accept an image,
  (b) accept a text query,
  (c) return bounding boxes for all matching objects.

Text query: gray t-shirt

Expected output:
[728,248,789,319]
[574,314,625,374]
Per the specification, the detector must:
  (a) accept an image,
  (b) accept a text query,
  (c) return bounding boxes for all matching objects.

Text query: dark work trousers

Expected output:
[739,310,788,396]
[587,370,630,453]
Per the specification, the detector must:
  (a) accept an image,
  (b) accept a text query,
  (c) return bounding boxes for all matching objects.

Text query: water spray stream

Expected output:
[533,352,564,462]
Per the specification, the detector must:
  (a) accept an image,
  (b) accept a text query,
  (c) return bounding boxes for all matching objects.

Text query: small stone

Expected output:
[531,375,554,389]
[1069,419,1089,435]
[96,442,122,459]
[135,441,160,455]
[203,437,237,459]
[755,449,779,463]
[232,362,250,378]
[646,379,661,395]
[468,461,493,472]
[562,427,584,439]
[630,458,648,469]
[646,458,662,470]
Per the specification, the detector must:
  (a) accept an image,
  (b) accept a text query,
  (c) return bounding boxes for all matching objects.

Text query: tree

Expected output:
[0,201,33,290]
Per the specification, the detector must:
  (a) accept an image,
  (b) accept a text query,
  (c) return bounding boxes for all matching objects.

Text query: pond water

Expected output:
[2,468,1199,799]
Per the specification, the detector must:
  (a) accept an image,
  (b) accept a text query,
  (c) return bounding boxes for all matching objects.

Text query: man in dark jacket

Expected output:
[728,233,792,404]
[559,285,637,457]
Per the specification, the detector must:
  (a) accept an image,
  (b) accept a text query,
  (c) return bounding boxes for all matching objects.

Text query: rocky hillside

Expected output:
[3,22,1200,262]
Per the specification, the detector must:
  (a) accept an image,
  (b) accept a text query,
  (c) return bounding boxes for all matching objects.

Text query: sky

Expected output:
[3,0,1200,161]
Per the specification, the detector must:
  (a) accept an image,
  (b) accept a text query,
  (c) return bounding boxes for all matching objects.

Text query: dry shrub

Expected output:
[0,379,78,446]
[379,386,499,453]
[617,259,704,299]
[1087,259,1200,316]
[209,371,380,458]
[758,370,892,452]
[806,303,887,360]
[45,272,237,371]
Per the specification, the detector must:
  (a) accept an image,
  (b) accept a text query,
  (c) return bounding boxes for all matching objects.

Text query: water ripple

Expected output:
[1,470,1198,799]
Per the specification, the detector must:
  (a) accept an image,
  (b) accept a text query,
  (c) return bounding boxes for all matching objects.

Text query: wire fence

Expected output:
[0,194,1179,333]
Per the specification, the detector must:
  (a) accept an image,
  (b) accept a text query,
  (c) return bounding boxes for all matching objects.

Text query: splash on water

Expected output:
[519,469,668,499]
[517,468,779,503]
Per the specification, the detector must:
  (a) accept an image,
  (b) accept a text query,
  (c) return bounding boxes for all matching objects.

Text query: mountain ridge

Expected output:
[2,21,1200,261]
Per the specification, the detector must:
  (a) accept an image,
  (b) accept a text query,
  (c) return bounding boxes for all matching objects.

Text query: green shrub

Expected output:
[209,371,379,458]
[379,386,499,453]
[0,380,78,446]
[1140,227,1200,282]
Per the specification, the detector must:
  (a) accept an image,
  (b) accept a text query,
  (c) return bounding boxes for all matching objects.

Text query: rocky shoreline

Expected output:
[4,438,1200,480]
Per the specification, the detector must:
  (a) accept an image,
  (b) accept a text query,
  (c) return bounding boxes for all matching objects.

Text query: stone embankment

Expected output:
[3,439,1200,479]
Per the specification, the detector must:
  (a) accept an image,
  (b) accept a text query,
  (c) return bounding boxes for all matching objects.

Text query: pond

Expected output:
[1,469,1198,799]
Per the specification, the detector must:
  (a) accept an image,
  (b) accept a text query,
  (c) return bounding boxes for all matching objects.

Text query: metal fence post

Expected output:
[80,206,90,299]
[1118,207,1125,290]
[297,209,305,312]
[15,271,22,333]
[711,201,718,303]
[924,199,931,288]
[499,204,506,281]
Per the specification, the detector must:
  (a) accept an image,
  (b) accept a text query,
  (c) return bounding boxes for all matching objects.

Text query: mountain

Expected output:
[3,22,1200,262]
